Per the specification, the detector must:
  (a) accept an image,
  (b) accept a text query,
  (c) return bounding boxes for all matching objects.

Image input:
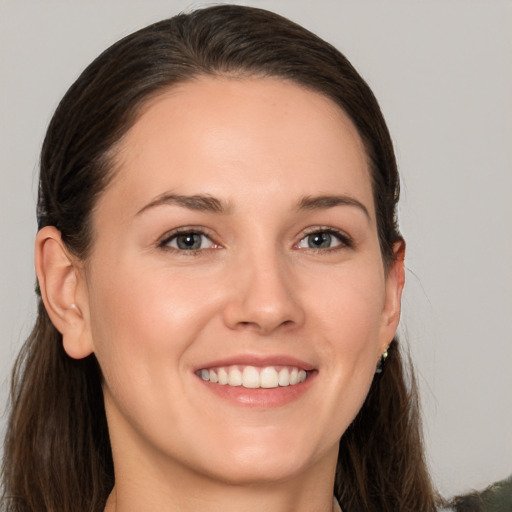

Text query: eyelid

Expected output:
[157,226,220,251]
[155,225,353,253]
[295,226,353,250]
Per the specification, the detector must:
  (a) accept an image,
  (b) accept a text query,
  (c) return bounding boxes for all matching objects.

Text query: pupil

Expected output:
[177,233,201,250]
[309,232,331,248]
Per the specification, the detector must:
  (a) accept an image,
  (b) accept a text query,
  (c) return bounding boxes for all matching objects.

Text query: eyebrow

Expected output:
[297,195,370,220]
[136,192,370,219]
[136,193,230,216]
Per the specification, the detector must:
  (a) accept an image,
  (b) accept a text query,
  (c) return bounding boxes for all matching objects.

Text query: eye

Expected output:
[161,231,216,251]
[297,229,351,250]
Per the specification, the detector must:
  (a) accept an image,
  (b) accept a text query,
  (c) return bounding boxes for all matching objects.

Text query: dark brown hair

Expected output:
[2,5,439,511]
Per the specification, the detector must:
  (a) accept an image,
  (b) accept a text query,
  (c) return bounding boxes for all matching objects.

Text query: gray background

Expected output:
[1,0,511,499]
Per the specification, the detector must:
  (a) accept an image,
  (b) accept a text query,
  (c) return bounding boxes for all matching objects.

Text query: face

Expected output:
[76,77,403,487]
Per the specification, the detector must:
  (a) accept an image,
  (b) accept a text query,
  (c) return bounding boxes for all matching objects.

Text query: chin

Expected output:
[193,428,334,486]
[205,454,312,486]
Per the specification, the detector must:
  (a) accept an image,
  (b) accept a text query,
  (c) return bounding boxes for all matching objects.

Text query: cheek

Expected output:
[306,259,386,348]
[303,258,386,407]
[84,258,228,453]
[85,259,218,390]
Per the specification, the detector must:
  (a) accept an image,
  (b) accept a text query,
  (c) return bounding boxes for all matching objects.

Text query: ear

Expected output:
[379,239,406,352]
[35,226,94,359]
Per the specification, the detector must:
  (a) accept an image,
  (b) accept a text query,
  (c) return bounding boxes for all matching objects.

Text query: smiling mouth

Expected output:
[196,365,309,389]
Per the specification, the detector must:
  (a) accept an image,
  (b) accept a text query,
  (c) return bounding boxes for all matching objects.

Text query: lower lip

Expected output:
[196,371,317,408]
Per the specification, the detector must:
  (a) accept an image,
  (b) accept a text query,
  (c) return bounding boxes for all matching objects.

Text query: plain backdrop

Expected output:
[1,0,511,499]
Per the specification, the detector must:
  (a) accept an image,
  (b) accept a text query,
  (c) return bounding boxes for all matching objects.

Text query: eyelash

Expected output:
[157,226,353,254]
[158,227,217,254]
[296,227,353,252]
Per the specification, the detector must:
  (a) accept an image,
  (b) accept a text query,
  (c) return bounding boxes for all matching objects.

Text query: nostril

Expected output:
[235,318,296,334]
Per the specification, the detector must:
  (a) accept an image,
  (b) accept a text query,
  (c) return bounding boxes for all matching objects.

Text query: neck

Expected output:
[105,485,337,512]
[104,447,338,512]
[105,484,338,512]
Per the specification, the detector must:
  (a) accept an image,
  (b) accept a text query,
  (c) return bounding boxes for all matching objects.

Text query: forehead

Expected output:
[101,76,374,219]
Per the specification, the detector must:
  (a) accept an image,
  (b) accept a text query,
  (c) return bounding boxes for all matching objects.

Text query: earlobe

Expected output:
[379,239,406,350]
[35,226,94,359]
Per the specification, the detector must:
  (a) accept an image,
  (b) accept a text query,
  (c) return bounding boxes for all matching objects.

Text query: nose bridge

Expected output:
[223,241,304,334]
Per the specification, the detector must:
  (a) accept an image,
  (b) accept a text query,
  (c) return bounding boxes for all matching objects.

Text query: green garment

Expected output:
[451,474,512,512]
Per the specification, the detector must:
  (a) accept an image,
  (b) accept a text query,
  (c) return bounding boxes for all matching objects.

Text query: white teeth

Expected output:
[260,367,279,388]
[218,367,228,385]
[198,365,309,389]
[242,366,260,388]
[278,368,290,386]
[228,368,242,386]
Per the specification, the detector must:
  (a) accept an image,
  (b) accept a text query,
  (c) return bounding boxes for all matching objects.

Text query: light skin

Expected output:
[36,77,405,512]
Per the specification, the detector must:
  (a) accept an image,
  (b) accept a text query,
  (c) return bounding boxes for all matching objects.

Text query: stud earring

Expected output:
[69,304,80,313]
[375,348,388,374]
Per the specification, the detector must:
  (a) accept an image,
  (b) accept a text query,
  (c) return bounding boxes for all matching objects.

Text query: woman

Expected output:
[1,5,439,511]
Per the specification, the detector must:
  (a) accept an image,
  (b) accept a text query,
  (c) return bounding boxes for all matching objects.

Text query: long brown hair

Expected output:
[2,5,439,511]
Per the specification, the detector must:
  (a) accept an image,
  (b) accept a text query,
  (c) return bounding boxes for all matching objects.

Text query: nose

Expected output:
[222,251,305,335]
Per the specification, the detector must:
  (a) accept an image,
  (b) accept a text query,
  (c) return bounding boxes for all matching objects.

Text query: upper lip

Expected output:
[194,354,316,372]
